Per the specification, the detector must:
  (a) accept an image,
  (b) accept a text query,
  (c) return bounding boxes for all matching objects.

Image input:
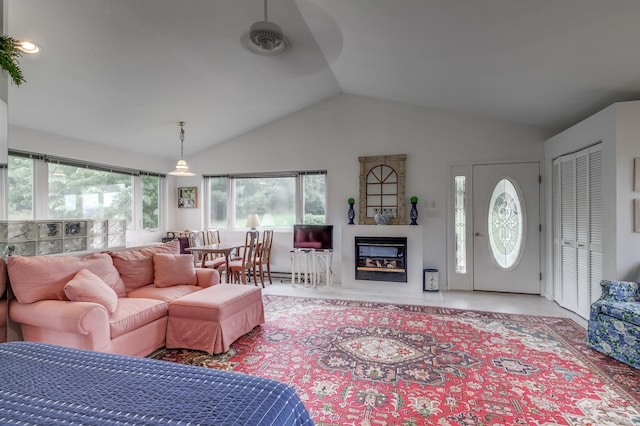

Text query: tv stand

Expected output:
[290,248,333,288]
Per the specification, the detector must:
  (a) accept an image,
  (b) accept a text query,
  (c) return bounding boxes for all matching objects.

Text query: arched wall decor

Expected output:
[358,154,406,225]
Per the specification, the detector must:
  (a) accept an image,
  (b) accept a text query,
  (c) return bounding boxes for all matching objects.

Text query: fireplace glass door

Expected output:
[355,236,407,283]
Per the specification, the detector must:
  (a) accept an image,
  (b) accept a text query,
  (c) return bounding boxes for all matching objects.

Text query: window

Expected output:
[208,176,228,228]
[48,163,133,223]
[235,176,295,227]
[454,175,466,273]
[303,173,326,224]
[142,175,160,229]
[7,152,163,231]
[488,178,524,269]
[7,155,34,220]
[205,171,326,228]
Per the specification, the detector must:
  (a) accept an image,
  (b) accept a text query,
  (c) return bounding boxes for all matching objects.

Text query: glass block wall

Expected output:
[0,219,126,257]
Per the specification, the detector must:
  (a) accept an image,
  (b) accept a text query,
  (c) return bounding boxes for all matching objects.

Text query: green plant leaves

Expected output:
[0,35,26,86]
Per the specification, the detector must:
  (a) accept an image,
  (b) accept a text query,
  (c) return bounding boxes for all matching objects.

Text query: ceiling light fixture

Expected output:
[17,41,40,54]
[168,121,196,177]
[244,0,288,56]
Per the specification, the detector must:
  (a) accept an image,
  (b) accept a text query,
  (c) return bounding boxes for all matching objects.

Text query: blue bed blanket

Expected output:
[0,341,314,425]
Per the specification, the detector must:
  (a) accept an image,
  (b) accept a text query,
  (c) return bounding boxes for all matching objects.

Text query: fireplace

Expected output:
[355,236,407,282]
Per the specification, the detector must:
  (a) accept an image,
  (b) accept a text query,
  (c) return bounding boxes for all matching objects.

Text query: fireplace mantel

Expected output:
[341,225,423,295]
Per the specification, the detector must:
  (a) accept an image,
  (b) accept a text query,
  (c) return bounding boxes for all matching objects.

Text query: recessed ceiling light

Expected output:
[18,41,40,54]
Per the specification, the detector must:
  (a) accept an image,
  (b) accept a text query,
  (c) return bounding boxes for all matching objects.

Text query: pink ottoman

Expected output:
[166,284,265,354]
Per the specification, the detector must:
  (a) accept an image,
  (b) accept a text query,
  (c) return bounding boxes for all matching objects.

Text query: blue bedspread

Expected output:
[0,341,314,425]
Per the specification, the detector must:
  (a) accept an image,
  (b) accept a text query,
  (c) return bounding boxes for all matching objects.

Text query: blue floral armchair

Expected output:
[587,280,640,370]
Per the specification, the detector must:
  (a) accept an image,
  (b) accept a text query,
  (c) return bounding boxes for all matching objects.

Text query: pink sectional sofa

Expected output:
[7,240,221,357]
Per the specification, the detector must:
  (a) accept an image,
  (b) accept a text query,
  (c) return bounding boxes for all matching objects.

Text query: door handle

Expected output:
[474,232,483,237]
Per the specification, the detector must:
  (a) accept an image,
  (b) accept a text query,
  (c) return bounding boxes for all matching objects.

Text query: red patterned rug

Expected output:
[153,295,640,425]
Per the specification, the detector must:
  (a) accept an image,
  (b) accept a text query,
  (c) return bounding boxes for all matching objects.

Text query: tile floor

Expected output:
[262,278,588,329]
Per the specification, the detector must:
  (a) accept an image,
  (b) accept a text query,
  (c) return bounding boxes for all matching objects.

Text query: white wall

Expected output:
[614,103,640,280]
[188,94,546,288]
[9,125,174,173]
[543,101,640,290]
[8,95,548,289]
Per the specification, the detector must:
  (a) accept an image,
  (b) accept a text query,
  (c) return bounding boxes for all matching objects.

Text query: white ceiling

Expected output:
[7,0,640,159]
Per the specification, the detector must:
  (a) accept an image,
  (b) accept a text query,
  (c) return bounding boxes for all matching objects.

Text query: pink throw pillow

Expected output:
[110,240,180,292]
[153,253,197,288]
[8,253,126,304]
[64,269,119,316]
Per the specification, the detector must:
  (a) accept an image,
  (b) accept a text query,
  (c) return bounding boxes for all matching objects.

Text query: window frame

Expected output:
[448,164,473,291]
[7,150,165,231]
[204,171,327,230]
[358,155,406,225]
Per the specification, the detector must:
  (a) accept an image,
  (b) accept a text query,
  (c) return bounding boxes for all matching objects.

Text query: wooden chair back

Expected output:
[203,229,220,246]
[255,229,274,286]
[225,230,259,284]
[186,229,223,264]
[242,230,260,266]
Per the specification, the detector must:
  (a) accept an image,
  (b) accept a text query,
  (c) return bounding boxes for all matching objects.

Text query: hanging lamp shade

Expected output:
[52,166,66,177]
[168,121,195,177]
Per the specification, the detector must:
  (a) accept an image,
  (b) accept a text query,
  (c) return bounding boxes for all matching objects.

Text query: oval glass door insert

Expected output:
[488,178,524,269]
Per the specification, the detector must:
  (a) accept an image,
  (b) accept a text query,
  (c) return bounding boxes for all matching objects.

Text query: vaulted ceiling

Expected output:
[8,0,640,159]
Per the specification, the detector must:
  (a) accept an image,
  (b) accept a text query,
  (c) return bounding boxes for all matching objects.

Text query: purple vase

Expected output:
[410,202,418,225]
[348,203,355,225]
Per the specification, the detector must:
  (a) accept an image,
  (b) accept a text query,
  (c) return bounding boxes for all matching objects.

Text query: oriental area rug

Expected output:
[153,295,640,425]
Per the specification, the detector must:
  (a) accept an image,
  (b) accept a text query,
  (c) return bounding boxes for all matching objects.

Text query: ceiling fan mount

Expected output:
[244,0,288,56]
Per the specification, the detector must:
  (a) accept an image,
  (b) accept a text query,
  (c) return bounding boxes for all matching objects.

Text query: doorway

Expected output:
[472,162,541,293]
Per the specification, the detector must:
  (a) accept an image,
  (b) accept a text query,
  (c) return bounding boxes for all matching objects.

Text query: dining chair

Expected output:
[254,229,274,287]
[187,230,206,266]
[187,229,226,269]
[200,229,227,268]
[217,230,259,285]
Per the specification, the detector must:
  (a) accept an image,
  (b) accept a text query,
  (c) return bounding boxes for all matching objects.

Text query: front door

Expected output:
[473,162,540,293]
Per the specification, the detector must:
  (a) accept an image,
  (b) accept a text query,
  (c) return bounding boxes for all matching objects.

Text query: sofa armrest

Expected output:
[195,268,220,288]
[599,280,639,302]
[10,299,110,336]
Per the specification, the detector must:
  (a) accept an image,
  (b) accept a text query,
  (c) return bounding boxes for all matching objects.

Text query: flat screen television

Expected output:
[293,224,333,250]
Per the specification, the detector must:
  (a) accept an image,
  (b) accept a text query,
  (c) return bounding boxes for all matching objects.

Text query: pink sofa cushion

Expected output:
[8,253,126,304]
[169,284,263,322]
[128,284,202,302]
[64,269,119,316]
[109,297,168,339]
[110,240,179,292]
[153,254,197,287]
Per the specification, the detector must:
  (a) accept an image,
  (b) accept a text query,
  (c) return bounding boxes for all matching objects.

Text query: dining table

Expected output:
[185,242,245,283]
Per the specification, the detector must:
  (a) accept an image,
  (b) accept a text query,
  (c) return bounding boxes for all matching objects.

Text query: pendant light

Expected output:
[52,161,66,177]
[168,121,195,177]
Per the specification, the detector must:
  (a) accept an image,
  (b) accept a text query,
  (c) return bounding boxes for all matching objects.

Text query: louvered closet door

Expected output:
[553,144,602,319]
[552,160,562,302]
[560,155,578,312]
[575,151,590,318]
[588,148,603,307]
